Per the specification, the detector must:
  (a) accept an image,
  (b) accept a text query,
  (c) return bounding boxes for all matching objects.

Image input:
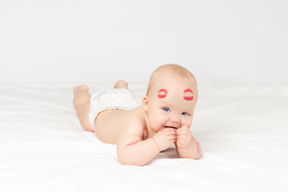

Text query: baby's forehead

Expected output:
[154,77,195,91]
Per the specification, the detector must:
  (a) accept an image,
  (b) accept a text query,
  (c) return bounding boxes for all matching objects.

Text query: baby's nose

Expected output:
[170,115,181,125]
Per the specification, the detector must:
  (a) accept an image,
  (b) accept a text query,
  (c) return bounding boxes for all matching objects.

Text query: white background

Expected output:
[0,0,287,84]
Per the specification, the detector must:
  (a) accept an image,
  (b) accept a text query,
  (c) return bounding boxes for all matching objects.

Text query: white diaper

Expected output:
[89,88,141,130]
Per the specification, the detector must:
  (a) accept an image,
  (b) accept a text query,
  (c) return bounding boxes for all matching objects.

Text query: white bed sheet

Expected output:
[0,83,288,192]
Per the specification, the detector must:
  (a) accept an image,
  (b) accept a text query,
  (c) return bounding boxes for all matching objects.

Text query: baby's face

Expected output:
[145,77,198,133]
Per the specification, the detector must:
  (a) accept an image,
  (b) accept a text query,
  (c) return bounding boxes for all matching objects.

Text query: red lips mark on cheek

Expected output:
[183,89,194,101]
[158,89,168,99]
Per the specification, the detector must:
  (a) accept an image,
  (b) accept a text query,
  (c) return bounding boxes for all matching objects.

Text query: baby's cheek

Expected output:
[182,121,192,129]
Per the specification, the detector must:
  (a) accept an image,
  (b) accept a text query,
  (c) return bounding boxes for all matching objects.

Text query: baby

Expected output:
[73,64,201,166]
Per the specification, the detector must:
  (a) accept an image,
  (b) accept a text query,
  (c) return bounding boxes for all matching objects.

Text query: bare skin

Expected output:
[73,80,131,139]
[73,80,147,144]
[73,85,94,132]
[73,65,201,166]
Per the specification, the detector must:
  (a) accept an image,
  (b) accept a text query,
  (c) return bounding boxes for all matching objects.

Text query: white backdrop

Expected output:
[0,0,287,84]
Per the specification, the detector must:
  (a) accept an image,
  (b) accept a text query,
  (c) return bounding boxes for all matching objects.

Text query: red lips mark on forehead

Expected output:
[183,89,194,101]
[158,89,168,99]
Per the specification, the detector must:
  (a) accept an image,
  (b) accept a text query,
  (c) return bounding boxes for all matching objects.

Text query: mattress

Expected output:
[0,83,288,192]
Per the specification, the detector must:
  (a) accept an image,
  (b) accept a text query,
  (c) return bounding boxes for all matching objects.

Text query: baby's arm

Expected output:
[117,120,176,166]
[175,125,201,159]
[117,136,159,166]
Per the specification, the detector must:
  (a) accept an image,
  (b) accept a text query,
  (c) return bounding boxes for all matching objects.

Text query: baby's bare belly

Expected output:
[94,109,130,144]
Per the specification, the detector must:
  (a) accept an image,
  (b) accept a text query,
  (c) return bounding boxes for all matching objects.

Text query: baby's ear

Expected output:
[142,96,149,112]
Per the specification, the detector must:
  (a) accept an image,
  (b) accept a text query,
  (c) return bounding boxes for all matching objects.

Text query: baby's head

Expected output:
[146,64,198,98]
[143,64,198,132]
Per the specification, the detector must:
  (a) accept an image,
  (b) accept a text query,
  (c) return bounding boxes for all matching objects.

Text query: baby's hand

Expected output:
[153,128,176,151]
[176,125,192,148]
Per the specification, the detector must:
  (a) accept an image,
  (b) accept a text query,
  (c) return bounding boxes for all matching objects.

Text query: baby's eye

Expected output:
[163,107,170,112]
[182,112,189,116]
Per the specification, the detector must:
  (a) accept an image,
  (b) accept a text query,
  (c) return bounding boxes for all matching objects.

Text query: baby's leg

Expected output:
[73,85,94,132]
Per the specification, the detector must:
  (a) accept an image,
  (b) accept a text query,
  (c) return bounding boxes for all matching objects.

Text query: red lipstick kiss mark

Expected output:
[183,89,194,101]
[158,89,168,99]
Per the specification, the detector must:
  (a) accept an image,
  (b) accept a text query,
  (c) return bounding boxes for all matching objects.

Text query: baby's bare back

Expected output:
[94,106,144,144]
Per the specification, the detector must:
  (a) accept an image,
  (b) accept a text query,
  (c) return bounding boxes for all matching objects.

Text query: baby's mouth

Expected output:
[163,125,178,129]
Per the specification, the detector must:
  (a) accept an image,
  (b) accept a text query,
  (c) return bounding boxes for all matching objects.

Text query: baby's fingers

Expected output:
[164,128,177,135]
[177,129,188,136]
[163,129,176,141]
[169,134,177,142]
[177,134,188,140]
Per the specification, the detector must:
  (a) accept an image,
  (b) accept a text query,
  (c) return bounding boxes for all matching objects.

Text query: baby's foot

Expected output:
[73,85,89,107]
[114,80,128,89]
[73,85,89,95]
